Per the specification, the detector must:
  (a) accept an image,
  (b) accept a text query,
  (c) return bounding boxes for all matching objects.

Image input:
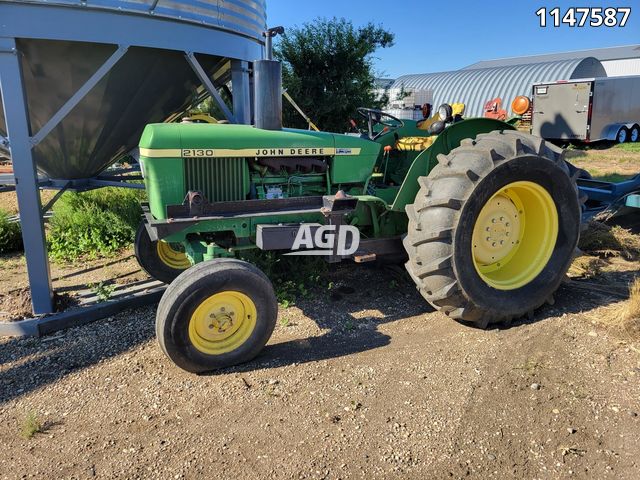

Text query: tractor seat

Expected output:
[395,135,437,152]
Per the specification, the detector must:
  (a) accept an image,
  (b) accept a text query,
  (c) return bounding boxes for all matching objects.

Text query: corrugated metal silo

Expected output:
[0,0,267,316]
[0,0,267,179]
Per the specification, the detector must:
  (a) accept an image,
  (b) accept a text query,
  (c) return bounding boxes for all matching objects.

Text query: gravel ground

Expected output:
[1,265,639,479]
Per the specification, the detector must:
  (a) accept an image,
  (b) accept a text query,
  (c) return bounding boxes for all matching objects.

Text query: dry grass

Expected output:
[568,255,605,279]
[578,221,640,260]
[624,279,640,320]
[574,220,640,339]
[597,278,640,339]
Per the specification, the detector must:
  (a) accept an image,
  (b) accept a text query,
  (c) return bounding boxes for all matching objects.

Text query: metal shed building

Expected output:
[388,57,606,118]
[465,45,640,77]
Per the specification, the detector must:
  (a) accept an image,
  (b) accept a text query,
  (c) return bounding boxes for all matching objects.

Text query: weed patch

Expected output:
[0,209,22,254]
[48,188,142,262]
[240,251,327,307]
[89,281,117,302]
[20,412,43,439]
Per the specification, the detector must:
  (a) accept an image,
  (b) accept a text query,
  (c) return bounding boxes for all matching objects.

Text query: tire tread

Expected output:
[404,130,579,327]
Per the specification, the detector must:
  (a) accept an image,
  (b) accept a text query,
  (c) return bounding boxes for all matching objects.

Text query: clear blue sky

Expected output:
[267,0,640,78]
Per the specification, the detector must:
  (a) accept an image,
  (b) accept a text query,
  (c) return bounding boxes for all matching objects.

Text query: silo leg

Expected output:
[0,38,54,315]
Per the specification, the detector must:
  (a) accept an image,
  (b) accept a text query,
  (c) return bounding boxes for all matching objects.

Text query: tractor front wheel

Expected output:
[134,223,191,284]
[404,130,581,327]
[156,259,278,373]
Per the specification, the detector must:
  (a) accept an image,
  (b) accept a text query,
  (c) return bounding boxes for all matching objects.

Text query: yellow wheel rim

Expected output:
[188,291,257,355]
[471,181,558,290]
[156,241,191,270]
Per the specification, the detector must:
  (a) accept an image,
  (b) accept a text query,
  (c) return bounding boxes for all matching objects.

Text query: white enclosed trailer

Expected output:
[531,76,640,143]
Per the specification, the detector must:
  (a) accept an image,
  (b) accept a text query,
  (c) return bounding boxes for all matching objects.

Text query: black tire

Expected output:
[616,127,629,144]
[566,161,592,180]
[630,125,640,143]
[428,120,446,136]
[404,130,581,327]
[134,222,189,284]
[156,258,278,373]
[437,103,453,123]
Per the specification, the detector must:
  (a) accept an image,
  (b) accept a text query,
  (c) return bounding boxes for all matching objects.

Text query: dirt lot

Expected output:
[1,267,639,479]
[0,250,148,321]
[0,144,639,479]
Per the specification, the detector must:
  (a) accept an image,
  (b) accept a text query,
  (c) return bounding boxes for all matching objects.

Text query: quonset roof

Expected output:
[464,45,640,70]
[374,78,395,89]
[389,57,606,117]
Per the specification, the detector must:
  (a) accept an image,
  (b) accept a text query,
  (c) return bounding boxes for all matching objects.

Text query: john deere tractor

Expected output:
[135,41,580,373]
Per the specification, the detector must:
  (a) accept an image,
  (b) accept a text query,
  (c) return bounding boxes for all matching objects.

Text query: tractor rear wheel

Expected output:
[404,130,581,327]
[156,258,278,373]
[134,222,191,284]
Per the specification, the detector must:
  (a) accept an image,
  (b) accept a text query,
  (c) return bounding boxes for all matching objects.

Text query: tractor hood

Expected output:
[138,123,382,220]
[139,123,380,159]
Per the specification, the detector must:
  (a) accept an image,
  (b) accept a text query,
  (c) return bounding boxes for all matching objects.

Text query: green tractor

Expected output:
[135,54,580,373]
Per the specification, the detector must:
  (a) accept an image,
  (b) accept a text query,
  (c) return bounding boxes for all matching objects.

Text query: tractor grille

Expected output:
[184,157,249,203]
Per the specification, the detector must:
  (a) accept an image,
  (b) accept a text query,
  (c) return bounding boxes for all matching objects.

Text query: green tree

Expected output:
[275,18,394,133]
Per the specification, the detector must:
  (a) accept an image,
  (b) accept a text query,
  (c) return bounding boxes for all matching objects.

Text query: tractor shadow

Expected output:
[486,216,640,331]
[1,244,634,401]
[510,268,640,331]
[214,263,433,374]
[239,251,637,372]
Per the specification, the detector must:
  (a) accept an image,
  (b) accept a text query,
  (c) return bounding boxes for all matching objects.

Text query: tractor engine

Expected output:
[250,155,328,199]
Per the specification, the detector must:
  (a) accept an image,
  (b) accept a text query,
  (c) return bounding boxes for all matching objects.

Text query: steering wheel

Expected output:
[356,107,405,140]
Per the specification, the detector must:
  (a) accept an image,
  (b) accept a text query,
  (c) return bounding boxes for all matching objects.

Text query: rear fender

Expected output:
[602,123,638,141]
[390,118,516,212]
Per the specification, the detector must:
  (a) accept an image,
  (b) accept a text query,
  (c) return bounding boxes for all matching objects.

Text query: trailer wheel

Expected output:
[630,125,640,143]
[616,127,629,144]
[134,223,191,284]
[404,130,580,328]
[156,259,278,373]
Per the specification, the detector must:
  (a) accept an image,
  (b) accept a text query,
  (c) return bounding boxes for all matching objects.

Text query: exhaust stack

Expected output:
[254,27,284,131]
